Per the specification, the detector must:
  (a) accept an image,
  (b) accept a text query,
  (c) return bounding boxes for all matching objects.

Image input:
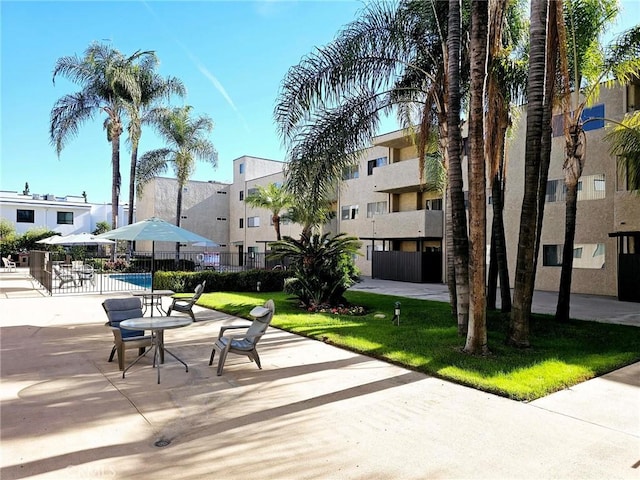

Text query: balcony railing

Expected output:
[372,209,443,238]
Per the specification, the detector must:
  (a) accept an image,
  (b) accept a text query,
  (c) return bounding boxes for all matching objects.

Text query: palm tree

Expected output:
[244,182,294,241]
[446,0,471,336]
[485,0,529,313]
[510,0,560,347]
[275,0,472,330]
[136,106,218,256]
[50,42,154,230]
[124,58,186,228]
[464,0,490,355]
[555,16,640,321]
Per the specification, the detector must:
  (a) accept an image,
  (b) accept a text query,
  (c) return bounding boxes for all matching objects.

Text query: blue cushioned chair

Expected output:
[102,297,152,370]
[209,299,275,376]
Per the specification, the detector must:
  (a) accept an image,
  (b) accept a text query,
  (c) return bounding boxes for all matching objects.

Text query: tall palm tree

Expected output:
[136,106,218,256]
[464,0,490,355]
[447,0,470,336]
[555,15,640,321]
[275,0,472,330]
[485,0,529,313]
[50,42,154,230]
[510,0,559,347]
[244,182,294,241]
[124,58,186,227]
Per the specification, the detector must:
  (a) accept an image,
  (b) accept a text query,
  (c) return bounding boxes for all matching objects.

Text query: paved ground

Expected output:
[1,269,639,479]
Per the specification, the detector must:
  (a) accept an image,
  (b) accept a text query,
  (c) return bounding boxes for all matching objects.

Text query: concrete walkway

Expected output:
[1,270,639,479]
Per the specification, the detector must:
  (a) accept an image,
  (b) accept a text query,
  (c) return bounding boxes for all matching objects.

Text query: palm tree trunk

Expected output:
[494,168,512,313]
[175,184,183,261]
[128,142,139,254]
[556,180,578,321]
[273,215,282,241]
[510,0,549,348]
[464,0,489,355]
[111,135,121,230]
[487,230,498,310]
[448,0,470,336]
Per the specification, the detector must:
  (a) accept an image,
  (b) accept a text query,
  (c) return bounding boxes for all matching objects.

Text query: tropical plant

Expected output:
[50,42,155,230]
[604,110,640,191]
[555,14,640,322]
[0,218,16,240]
[269,233,361,307]
[244,182,294,241]
[92,221,111,235]
[124,59,186,226]
[136,106,218,256]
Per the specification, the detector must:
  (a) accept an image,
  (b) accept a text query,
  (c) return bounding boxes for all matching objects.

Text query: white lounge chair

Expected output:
[2,257,17,272]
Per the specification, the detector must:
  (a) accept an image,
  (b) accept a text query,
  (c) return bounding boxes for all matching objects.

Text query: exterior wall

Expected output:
[229,156,303,258]
[136,177,230,253]
[502,84,635,296]
[0,190,130,235]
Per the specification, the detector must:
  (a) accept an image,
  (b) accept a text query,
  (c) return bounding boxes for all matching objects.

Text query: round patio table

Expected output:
[120,316,191,384]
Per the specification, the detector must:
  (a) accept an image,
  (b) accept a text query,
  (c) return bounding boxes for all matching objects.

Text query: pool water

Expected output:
[109,273,152,289]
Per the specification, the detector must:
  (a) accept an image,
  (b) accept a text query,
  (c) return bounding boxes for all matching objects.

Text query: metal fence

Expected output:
[29,250,285,295]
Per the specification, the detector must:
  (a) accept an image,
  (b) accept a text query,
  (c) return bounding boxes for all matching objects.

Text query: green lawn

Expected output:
[197,290,640,401]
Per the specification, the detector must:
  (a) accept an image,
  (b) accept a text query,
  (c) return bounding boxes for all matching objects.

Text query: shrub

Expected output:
[269,233,361,307]
[154,269,290,293]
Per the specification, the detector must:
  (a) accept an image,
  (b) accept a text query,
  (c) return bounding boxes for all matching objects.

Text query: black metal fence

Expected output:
[372,251,442,283]
[29,250,285,295]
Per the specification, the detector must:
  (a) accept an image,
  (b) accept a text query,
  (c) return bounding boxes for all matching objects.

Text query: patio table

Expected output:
[131,289,175,316]
[120,316,191,384]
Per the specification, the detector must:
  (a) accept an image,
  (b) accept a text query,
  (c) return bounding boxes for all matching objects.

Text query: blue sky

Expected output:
[1,0,369,204]
[1,1,637,205]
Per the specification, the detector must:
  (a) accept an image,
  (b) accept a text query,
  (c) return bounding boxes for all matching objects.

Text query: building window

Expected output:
[342,164,359,180]
[341,205,359,220]
[426,198,443,210]
[578,174,606,200]
[617,157,640,191]
[582,104,605,131]
[239,163,245,174]
[366,201,387,218]
[239,190,244,201]
[216,217,227,221]
[367,157,387,175]
[543,245,562,266]
[239,218,244,229]
[574,243,605,269]
[247,187,258,196]
[16,209,34,223]
[216,190,227,195]
[248,216,260,227]
[546,179,566,202]
[573,247,583,259]
[248,246,258,259]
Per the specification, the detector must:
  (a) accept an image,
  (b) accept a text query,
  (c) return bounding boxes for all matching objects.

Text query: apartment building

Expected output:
[135,176,231,254]
[0,190,130,235]
[503,81,640,300]
[229,156,303,265]
[12,82,636,301]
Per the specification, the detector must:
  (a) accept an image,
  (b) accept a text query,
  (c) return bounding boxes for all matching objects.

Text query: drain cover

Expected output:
[154,439,171,447]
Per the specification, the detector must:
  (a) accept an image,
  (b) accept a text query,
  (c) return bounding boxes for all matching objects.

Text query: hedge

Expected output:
[153,269,290,293]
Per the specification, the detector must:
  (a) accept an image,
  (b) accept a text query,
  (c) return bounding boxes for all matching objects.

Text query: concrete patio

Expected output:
[1,270,639,479]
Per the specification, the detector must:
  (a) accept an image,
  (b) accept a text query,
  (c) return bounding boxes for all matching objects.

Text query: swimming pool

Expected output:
[108,273,152,289]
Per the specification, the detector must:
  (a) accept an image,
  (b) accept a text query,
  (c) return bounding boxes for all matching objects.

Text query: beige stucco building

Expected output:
[136,82,639,301]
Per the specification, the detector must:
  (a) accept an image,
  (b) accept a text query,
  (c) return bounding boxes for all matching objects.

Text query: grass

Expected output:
[197,290,640,401]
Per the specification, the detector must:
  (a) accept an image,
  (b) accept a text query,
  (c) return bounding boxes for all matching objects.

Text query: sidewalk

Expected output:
[1,271,639,479]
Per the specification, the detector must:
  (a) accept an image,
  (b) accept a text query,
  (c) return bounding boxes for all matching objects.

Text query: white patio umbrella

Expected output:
[96,217,217,273]
[37,233,115,245]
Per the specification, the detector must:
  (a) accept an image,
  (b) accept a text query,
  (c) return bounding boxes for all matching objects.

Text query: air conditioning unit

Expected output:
[32,194,40,200]
[45,194,55,200]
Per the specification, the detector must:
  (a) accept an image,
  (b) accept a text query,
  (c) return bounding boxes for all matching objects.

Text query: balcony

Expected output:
[372,209,443,239]
[371,158,422,193]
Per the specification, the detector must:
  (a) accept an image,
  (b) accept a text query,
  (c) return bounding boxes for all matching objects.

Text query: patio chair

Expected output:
[2,257,17,272]
[76,265,95,286]
[102,297,152,371]
[53,265,77,288]
[166,280,206,321]
[209,299,275,376]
